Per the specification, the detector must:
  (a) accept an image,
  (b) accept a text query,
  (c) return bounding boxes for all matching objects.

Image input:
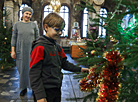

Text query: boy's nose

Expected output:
[58,31,62,35]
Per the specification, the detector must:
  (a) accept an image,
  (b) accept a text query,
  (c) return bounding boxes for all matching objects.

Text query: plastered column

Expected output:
[13,3,19,25]
[4,0,14,28]
[13,0,22,25]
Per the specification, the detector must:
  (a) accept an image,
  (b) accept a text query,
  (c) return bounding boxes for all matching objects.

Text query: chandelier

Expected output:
[50,0,61,13]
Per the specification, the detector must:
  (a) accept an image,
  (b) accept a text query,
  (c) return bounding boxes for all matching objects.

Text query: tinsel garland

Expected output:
[79,50,123,102]
[79,65,100,91]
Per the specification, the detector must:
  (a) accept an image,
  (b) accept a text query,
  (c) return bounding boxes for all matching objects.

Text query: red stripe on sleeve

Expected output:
[60,46,67,58]
[29,46,44,69]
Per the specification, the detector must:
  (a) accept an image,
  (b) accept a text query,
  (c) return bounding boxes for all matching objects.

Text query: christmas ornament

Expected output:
[5,37,7,40]
[110,36,118,44]
[91,50,96,56]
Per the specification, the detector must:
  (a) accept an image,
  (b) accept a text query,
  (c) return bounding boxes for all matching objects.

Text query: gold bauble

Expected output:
[91,50,96,55]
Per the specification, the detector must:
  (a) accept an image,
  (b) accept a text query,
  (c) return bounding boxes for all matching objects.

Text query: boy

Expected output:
[29,12,89,102]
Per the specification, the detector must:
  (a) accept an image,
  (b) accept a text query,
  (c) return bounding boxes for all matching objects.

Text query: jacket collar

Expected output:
[43,35,56,45]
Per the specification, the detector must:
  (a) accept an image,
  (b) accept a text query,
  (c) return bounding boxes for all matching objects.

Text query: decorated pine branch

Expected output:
[79,50,123,102]
[71,0,138,102]
[0,10,15,70]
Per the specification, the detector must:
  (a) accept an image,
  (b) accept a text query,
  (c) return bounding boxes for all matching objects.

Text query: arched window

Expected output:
[43,5,53,17]
[99,8,107,38]
[43,5,69,37]
[19,4,28,21]
[83,8,88,38]
[59,6,69,37]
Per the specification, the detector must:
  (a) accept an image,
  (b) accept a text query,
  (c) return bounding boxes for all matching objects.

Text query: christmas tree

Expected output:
[73,0,138,102]
[0,9,15,71]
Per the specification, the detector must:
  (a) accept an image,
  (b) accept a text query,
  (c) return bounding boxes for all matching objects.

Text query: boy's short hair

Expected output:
[43,13,65,29]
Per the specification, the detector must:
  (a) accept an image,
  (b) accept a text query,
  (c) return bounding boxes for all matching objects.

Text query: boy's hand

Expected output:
[37,98,47,102]
[81,68,89,73]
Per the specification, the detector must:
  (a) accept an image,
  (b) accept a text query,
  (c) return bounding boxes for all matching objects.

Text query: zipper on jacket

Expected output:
[54,45,56,51]
[54,44,62,86]
[54,45,61,66]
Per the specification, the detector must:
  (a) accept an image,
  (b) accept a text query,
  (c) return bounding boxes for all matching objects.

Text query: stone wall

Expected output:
[2,0,117,39]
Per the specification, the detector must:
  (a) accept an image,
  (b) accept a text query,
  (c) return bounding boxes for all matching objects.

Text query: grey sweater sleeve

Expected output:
[11,23,17,47]
[34,23,40,40]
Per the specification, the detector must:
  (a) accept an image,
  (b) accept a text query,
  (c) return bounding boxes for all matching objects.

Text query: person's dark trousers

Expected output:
[33,88,61,102]
[33,91,37,102]
[45,88,61,102]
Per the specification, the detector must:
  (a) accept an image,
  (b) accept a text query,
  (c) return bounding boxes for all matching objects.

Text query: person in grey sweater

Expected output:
[11,6,40,96]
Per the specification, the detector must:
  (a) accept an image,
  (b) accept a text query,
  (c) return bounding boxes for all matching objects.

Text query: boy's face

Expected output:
[44,23,65,40]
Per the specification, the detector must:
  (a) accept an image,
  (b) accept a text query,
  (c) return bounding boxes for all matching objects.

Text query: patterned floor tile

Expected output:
[0,73,4,76]
[3,75,10,78]
[0,79,9,84]
[0,54,92,102]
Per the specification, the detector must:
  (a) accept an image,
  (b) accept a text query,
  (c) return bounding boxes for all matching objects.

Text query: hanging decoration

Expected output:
[79,65,100,91]
[79,50,123,102]
[50,0,61,13]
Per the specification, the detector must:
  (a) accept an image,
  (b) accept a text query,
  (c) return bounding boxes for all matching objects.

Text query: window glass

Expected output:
[99,8,107,38]
[83,8,88,38]
[121,13,133,29]
[3,7,5,26]
[59,6,69,37]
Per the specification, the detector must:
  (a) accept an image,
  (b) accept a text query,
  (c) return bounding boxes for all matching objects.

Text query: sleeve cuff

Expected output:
[35,90,46,100]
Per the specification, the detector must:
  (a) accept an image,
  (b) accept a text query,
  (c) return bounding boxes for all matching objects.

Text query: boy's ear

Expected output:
[44,24,48,31]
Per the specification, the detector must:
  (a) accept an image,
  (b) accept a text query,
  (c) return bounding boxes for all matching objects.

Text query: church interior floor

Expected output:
[0,54,92,102]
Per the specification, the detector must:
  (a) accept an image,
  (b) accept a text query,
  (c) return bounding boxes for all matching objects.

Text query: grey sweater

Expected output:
[11,21,39,47]
[11,21,40,90]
